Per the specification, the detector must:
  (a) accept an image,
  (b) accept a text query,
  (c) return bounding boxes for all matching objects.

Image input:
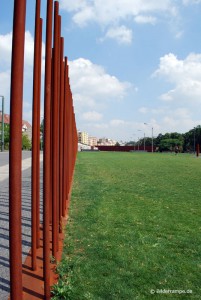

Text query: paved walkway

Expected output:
[0,152,43,300]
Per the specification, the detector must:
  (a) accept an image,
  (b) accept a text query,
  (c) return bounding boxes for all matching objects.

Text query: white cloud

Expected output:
[82,111,103,121]
[153,52,201,103]
[69,58,132,134]
[69,58,131,109]
[61,0,177,27]
[134,15,157,25]
[0,31,45,70]
[60,0,180,45]
[0,32,12,68]
[103,26,132,44]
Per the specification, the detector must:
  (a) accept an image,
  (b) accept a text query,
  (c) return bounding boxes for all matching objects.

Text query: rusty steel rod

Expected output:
[63,57,68,216]
[36,17,43,249]
[52,1,59,258]
[43,0,53,298]
[59,38,64,229]
[31,0,41,271]
[57,15,61,238]
[65,67,70,207]
[9,0,26,298]
[50,47,54,225]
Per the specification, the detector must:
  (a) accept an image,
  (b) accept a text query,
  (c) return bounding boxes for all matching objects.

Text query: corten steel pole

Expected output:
[57,15,61,237]
[52,1,59,258]
[68,93,73,199]
[70,93,74,178]
[50,48,54,225]
[31,0,41,270]
[43,1,53,298]
[73,111,77,163]
[36,17,43,249]
[62,58,68,216]
[2,97,4,152]
[9,1,26,299]
[66,79,71,204]
[59,38,64,230]
[0,96,5,152]
[69,90,73,198]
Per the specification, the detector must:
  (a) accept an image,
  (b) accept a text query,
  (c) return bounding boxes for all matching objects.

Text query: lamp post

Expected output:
[0,96,5,152]
[144,123,154,153]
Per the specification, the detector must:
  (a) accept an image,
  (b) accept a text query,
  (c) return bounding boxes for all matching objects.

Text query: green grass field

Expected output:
[52,152,201,299]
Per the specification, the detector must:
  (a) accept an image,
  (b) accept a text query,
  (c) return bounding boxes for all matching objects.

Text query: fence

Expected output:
[8,1,78,299]
[97,145,156,152]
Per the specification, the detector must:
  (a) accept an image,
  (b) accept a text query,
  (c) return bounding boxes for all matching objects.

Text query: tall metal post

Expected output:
[31,0,41,271]
[43,1,53,298]
[0,96,4,152]
[152,127,153,153]
[2,96,4,152]
[52,1,59,258]
[59,37,64,230]
[63,57,68,216]
[36,17,43,250]
[9,0,26,299]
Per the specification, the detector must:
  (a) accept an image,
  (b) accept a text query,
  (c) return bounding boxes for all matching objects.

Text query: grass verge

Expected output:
[52,152,201,299]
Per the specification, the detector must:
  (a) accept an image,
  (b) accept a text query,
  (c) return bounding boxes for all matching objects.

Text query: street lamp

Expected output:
[0,96,5,152]
[144,123,154,153]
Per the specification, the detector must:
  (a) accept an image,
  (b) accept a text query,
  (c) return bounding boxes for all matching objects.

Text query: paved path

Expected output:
[0,152,43,300]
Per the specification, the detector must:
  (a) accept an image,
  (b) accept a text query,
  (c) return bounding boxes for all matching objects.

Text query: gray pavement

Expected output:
[0,151,43,300]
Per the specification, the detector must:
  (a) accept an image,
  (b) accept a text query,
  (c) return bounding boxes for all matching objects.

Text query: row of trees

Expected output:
[126,125,201,152]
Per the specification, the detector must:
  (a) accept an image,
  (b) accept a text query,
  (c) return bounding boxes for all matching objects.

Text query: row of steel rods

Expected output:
[9,0,78,299]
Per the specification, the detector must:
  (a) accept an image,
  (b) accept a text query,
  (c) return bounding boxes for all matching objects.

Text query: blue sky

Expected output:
[1,0,201,142]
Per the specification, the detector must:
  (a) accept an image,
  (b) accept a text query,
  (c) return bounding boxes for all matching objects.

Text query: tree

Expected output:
[159,138,183,152]
[0,123,10,150]
[125,141,135,146]
[22,133,32,150]
[40,118,44,134]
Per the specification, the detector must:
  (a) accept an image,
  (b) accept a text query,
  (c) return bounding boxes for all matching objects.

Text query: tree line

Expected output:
[126,125,201,152]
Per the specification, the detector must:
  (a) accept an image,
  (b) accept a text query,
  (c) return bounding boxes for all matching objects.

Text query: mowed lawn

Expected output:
[53,152,201,299]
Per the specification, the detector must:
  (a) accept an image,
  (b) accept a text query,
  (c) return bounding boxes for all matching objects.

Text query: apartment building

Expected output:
[97,138,116,146]
[88,136,98,147]
[78,131,89,145]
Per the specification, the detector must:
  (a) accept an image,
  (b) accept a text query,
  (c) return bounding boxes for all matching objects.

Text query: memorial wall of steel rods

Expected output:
[9,0,78,298]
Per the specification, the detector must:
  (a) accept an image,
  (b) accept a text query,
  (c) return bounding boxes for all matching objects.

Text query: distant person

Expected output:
[175,145,179,154]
